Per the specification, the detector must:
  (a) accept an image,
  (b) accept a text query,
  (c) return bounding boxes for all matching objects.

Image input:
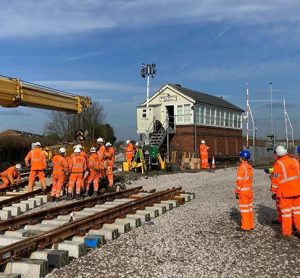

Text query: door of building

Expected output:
[166,105,175,130]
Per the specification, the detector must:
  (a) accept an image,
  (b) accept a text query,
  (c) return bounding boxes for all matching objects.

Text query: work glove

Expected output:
[272,194,277,200]
[235,193,239,200]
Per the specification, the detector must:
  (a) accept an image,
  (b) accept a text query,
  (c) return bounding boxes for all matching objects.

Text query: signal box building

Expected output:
[136,84,244,160]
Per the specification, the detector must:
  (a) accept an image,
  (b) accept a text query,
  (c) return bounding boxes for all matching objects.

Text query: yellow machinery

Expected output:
[0,75,91,113]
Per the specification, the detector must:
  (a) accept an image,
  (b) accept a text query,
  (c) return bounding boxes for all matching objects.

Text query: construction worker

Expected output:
[25,142,47,192]
[51,147,68,201]
[199,140,210,169]
[105,142,115,188]
[68,147,87,200]
[96,137,106,180]
[125,140,134,169]
[43,147,52,162]
[271,145,300,238]
[86,147,100,196]
[297,145,300,161]
[235,150,254,231]
[0,164,22,189]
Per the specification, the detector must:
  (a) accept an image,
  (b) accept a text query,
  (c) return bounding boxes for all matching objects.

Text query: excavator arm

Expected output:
[0,76,91,113]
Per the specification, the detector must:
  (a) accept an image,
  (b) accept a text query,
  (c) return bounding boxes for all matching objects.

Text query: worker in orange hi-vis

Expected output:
[235,150,254,231]
[105,142,115,188]
[96,137,106,180]
[50,147,68,202]
[25,142,47,193]
[199,140,210,169]
[86,147,100,197]
[0,164,22,189]
[125,140,134,169]
[68,147,87,200]
[271,145,300,238]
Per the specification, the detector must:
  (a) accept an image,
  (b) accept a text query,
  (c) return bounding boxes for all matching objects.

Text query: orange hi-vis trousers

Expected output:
[201,153,208,169]
[279,196,300,236]
[238,191,254,230]
[68,173,83,195]
[106,165,113,187]
[276,197,282,223]
[51,174,65,198]
[28,170,46,192]
[86,172,100,192]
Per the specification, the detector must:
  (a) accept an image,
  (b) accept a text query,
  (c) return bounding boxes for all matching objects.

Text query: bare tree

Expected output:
[44,101,106,141]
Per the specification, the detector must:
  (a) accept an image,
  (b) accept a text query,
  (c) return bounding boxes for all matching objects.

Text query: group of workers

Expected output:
[0,138,115,201]
[235,145,300,238]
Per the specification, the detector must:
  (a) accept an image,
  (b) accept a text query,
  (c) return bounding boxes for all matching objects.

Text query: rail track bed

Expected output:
[0,186,194,278]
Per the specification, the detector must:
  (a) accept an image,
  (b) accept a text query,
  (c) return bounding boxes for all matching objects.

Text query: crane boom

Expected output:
[0,75,91,113]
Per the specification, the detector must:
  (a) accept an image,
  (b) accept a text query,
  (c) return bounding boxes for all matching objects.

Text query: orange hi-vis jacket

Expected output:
[1,166,20,184]
[52,154,68,175]
[125,143,134,156]
[105,147,115,166]
[88,153,100,173]
[236,160,253,194]
[25,148,47,171]
[97,145,106,169]
[200,144,209,154]
[271,155,300,198]
[69,155,87,174]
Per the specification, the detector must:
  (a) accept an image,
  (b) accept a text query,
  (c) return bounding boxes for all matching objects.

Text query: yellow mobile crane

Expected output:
[0,75,91,113]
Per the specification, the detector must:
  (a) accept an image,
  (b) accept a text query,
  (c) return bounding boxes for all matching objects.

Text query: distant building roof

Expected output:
[169,84,244,112]
[0,129,44,138]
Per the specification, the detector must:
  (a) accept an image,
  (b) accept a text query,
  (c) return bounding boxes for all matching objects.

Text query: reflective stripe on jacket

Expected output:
[52,155,68,175]
[69,155,87,174]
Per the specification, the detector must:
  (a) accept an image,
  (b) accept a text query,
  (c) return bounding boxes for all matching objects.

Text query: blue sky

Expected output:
[0,0,300,140]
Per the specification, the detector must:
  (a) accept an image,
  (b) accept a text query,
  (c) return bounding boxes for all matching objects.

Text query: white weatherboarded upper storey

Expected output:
[137,84,244,134]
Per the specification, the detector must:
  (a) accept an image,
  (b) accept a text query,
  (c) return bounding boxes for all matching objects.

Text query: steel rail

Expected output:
[0,187,182,264]
[0,186,143,232]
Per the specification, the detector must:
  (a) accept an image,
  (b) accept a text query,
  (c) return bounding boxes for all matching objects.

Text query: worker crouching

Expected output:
[271,145,300,238]
[86,147,100,196]
[68,147,87,200]
[0,164,22,189]
[235,150,254,231]
[105,142,115,188]
[51,147,68,201]
[25,142,47,192]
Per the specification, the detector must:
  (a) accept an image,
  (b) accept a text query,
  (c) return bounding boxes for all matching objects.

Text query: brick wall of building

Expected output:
[170,125,243,159]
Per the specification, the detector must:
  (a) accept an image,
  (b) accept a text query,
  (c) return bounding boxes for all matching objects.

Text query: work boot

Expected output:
[75,194,81,200]
[55,196,60,202]
[235,227,252,232]
[66,193,72,200]
[50,196,55,202]
[276,234,291,240]
[92,191,98,197]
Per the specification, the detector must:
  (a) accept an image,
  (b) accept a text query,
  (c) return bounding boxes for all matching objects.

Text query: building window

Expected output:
[205,107,210,125]
[142,109,147,118]
[216,109,221,126]
[184,104,191,123]
[211,108,216,126]
[223,111,226,126]
[177,105,183,123]
[199,106,205,124]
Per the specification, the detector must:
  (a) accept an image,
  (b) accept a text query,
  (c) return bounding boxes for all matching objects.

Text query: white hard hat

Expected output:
[275,145,288,157]
[135,141,139,146]
[77,144,83,149]
[105,142,112,147]
[35,142,41,147]
[74,147,81,153]
[90,147,96,153]
[201,140,205,144]
[97,137,104,143]
[126,140,130,144]
[59,147,66,153]
[73,145,77,150]
[15,164,22,170]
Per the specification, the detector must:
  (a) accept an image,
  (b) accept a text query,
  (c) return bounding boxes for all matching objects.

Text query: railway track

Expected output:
[0,186,193,278]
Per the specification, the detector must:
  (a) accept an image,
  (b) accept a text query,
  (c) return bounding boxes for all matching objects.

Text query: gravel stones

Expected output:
[46,168,300,278]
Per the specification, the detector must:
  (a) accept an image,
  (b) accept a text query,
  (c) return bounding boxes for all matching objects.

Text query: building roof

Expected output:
[0,129,44,138]
[169,84,244,112]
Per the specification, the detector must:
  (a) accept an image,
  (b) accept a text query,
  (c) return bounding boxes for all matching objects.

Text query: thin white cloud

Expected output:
[34,80,144,93]
[1,1,300,37]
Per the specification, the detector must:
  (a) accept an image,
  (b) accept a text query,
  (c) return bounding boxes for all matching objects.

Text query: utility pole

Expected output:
[245,82,257,147]
[283,97,295,148]
[270,81,274,136]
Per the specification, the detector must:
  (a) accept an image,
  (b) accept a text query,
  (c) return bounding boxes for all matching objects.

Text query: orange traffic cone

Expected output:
[211,157,216,169]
